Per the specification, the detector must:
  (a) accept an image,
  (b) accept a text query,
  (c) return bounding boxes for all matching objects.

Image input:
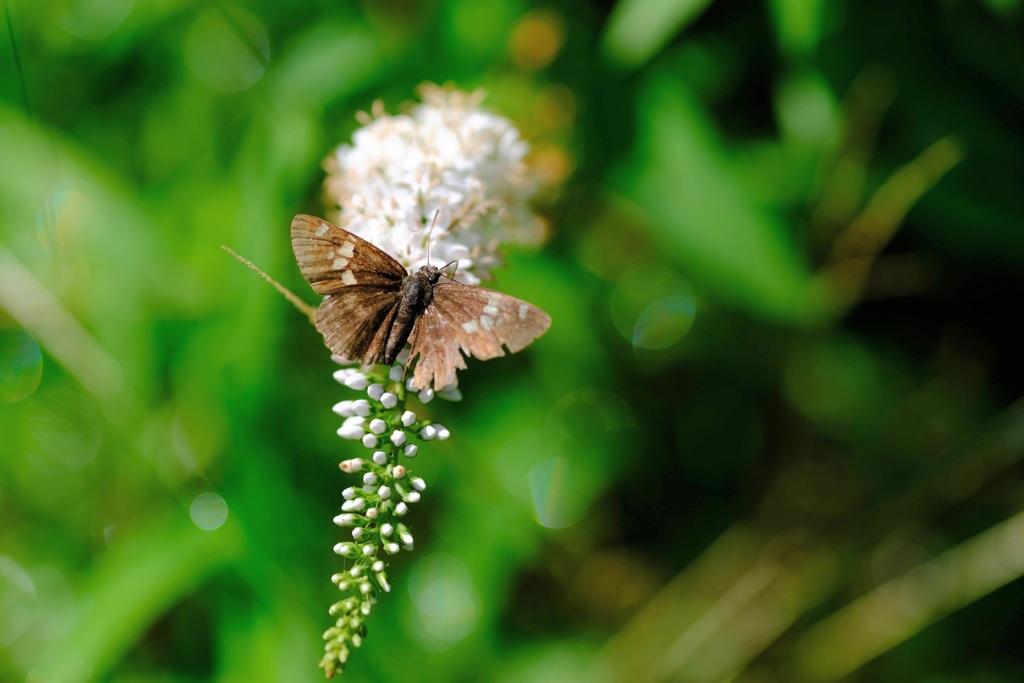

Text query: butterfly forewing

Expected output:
[292,215,406,363]
[407,284,551,390]
[291,214,406,294]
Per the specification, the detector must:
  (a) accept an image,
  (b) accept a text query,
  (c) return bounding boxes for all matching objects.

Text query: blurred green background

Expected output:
[3,0,1024,681]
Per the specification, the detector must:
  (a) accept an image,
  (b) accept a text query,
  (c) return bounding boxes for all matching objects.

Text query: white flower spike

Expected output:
[318,84,542,680]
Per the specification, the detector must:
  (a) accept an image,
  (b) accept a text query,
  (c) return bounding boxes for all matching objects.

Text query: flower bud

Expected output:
[345,373,370,390]
[334,543,357,557]
[333,368,355,384]
[337,424,365,440]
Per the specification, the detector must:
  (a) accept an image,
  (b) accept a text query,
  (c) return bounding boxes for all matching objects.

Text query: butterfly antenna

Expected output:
[425,210,440,264]
[221,245,317,324]
[439,259,459,283]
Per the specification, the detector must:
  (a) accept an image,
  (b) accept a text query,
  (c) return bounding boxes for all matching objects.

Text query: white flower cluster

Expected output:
[322,84,543,285]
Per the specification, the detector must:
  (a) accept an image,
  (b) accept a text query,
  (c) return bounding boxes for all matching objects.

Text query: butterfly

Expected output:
[291,214,551,390]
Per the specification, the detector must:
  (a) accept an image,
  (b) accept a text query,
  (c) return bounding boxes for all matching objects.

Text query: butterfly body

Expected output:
[292,215,550,390]
[386,266,441,363]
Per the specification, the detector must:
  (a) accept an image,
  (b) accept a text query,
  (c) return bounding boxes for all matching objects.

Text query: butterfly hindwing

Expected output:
[315,286,402,364]
[407,283,552,389]
[291,214,406,294]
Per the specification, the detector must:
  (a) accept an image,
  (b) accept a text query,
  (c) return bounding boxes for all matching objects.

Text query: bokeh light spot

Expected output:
[611,268,697,351]
[189,492,229,531]
[407,554,479,648]
[57,0,133,40]
[546,387,635,440]
[775,72,837,146]
[509,10,565,70]
[528,143,574,187]
[495,429,568,501]
[22,389,102,472]
[783,338,887,430]
[632,294,696,349]
[529,458,585,529]
[184,8,268,93]
[45,187,97,248]
[0,328,43,403]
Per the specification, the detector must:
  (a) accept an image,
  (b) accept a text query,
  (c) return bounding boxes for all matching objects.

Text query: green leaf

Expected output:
[32,514,240,683]
[612,74,826,324]
[768,0,827,59]
[601,0,717,70]
[270,22,386,108]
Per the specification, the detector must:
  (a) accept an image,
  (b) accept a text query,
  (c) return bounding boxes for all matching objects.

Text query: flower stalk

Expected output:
[320,350,449,678]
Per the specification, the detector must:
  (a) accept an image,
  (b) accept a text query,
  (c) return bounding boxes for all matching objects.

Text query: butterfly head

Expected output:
[417,264,443,285]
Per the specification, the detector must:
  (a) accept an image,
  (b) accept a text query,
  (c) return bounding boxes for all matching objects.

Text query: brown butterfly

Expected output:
[291,214,551,390]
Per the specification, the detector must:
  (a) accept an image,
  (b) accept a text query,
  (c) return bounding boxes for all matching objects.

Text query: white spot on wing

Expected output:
[332,257,349,269]
[483,304,499,316]
[338,241,356,257]
[462,320,479,334]
[341,271,357,285]
[315,222,329,236]
[519,304,528,320]
[480,315,494,331]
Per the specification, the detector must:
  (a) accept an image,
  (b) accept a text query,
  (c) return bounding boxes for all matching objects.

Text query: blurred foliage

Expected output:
[2,0,1024,682]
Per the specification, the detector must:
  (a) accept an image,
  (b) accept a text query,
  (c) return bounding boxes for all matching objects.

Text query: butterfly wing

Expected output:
[314,287,402,364]
[407,283,552,389]
[291,214,407,363]
[291,214,407,293]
